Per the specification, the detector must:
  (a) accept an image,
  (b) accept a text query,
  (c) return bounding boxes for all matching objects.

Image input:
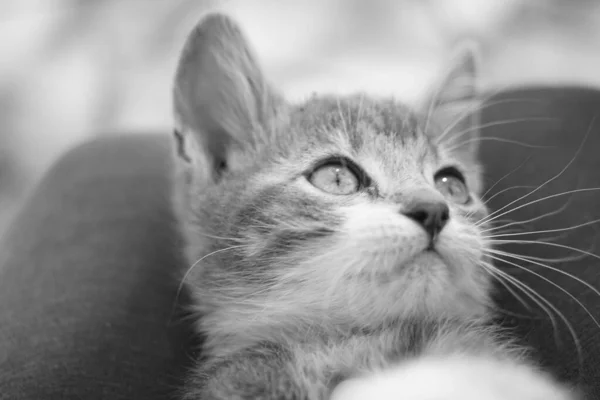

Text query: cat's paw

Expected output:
[329,354,577,400]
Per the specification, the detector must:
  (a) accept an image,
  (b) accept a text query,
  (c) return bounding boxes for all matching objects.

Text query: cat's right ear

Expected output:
[419,41,482,156]
[173,13,281,181]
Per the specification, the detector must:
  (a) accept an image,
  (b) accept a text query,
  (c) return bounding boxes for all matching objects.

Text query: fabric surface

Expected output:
[0,135,197,400]
[0,86,598,399]
[480,87,600,398]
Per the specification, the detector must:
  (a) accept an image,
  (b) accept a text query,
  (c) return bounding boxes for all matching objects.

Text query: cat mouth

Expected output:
[399,249,447,271]
[418,249,444,262]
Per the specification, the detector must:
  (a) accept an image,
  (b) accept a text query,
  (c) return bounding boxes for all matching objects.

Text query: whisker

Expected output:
[444,117,558,151]
[482,185,538,207]
[483,218,520,227]
[479,187,600,228]
[436,93,546,144]
[490,239,600,263]
[485,217,600,239]
[336,97,349,137]
[170,244,249,323]
[483,225,525,236]
[532,231,584,245]
[479,262,533,312]
[486,227,526,237]
[484,262,556,322]
[488,254,600,368]
[448,135,556,153]
[481,261,563,346]
[489,249,600,303]
[196,231,245,242]
[476,219,525,236]
[484,257,583,365]
[481,155,533,201]
[482,196,573,234]
[492,251,589,265]
[433,94,495,141]
[478,114,596,226]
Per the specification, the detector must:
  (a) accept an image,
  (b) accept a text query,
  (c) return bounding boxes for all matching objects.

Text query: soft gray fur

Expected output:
[171,13,578,400]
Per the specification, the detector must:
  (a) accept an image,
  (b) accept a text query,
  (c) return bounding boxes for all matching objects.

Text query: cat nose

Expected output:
[402,199,450,242]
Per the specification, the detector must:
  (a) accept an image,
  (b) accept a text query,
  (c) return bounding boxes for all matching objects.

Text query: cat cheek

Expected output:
[339,205,429,258]
[436,221,484,265]
[460,200,488,224]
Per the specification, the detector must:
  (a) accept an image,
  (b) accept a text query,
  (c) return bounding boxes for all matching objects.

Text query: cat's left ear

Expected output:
[172,14,284,182]
[420,41,481,155]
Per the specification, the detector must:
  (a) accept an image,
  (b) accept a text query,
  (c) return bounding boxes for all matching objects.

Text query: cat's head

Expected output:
[173,14,492,354]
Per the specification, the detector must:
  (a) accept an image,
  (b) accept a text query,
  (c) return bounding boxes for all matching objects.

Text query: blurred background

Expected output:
[2,0,600,234]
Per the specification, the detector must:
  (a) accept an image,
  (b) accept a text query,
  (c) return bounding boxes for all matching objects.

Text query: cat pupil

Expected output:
[334,169,342,186]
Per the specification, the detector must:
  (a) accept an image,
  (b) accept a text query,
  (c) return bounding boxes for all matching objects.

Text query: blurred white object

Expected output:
[330,354,572,400]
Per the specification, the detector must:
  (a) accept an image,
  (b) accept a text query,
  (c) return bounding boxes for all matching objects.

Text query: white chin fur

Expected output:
[330,354,573,400]
[332,203,489,321]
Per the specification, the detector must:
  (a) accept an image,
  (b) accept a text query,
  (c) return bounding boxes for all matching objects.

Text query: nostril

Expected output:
[408,209,429,225]
[440,207,450,223]
[402,201,450,240]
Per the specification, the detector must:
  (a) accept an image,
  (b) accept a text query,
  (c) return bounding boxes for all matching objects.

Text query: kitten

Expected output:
[171,13,578,400]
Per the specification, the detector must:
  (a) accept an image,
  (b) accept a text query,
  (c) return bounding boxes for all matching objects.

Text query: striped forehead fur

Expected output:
[266,94,435,159]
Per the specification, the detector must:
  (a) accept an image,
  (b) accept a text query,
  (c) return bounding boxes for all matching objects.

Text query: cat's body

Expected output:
[172,13,578,400]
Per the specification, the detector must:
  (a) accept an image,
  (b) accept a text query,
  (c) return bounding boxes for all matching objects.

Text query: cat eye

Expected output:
[308,158,364,195]
[434,167,470,204]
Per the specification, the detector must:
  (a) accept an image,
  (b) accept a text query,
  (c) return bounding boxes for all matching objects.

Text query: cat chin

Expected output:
[352,248,489,321]
[332,269,489,330]
[368,285,489,325]
[397,249,445,273]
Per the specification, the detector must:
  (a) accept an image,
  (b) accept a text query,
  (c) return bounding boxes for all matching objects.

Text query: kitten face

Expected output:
[173,14,491,355]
